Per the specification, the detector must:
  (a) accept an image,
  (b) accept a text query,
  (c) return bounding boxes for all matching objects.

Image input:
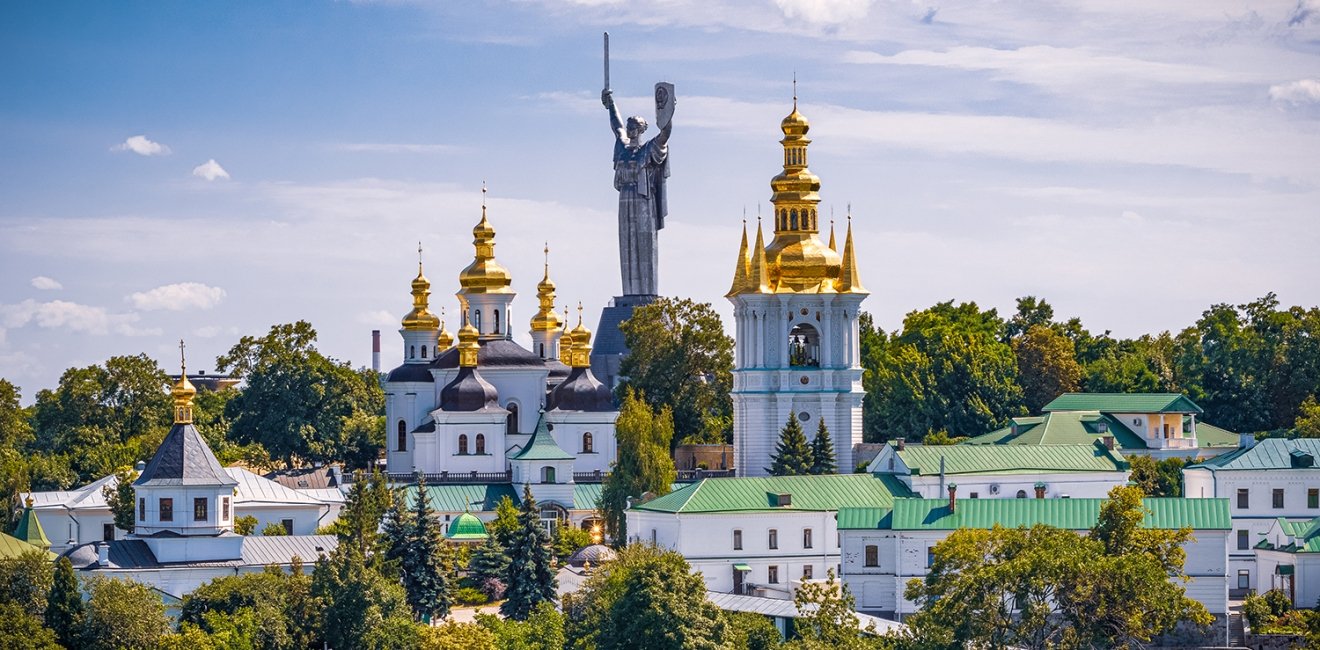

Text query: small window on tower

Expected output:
[421,345,428,359]
[493,309,501,334]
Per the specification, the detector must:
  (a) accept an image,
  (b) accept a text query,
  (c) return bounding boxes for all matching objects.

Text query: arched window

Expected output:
[475,434,486,455]
[538,343,544,358]
[506,403,519,435]
[582,432,594,453]
[458,434,469,455]
[1016,490,1028,499]
[541,466,556,484]
[493,309,501,334]
[397,420,407,452]
[473,310,481,332]
[410,345,416,359]
[789,209,798,230]
[788,323,821,368]
[421,345,428,359]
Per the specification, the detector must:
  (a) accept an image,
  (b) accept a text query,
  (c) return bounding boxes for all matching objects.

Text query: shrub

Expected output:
[480,577,505,602]
[1243,593,1273,630]
[455,587,487,606]
[1264,588,1292,618]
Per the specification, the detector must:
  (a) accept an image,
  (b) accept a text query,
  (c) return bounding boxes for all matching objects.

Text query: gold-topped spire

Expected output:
[402,243,442,331]
[558,305,573,365]
[726,219,751,297]
[172,339,196,424]
[530,243,561,332]
[437,307,453,349]
[459,186,514,295]
[569,302,592,368]
[837,211,866,293]
[828,217,837,251]
[748,217,770,293]
[457,319,480,368]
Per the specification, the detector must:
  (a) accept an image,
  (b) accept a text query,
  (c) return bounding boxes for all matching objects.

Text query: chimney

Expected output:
[896,438,906,451]
[947,483,957,513]
[1034,482,1046,499]
[1240,433,1257,450]
[372,330,382,373]
[1102,435,1115,450]
[97,542,110,567]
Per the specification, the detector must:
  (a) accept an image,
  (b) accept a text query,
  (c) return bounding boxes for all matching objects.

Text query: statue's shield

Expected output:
[654,82,675,130]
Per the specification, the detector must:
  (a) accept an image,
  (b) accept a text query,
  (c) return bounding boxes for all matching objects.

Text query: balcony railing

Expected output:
[362,470,512,484]
[676,468,736,481]
[573,470,608,483]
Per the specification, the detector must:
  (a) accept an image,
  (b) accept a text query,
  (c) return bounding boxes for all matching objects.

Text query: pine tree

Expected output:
[768,414,813,476]
[46,557,83,649]
[401,476,450,622]
[379,494,413,577]
[809,418,837,475]
[469,534,510,586]
[501,485,557,620]
[490,495,520,549]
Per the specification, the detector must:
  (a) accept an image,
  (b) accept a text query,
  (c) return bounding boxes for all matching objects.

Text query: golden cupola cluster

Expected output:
[458,199,514,296]
[529,244,562,333]
[402,249,443,331]
[727,96,865,296]
[172,340,196,425]
[558,306,573,365]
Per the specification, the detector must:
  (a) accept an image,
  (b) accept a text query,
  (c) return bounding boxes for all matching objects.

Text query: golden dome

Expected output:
[530,244,561,332]
[458,201,514,295]
[781,104,809,136]
[457,321,480,367]
[437,308,454,349]
[569,303,592,368]
[172,340,196,424]
[402,260,442,331]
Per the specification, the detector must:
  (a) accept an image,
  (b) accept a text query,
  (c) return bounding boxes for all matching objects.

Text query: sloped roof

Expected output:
[432,338,547,370]
[224,468,327,507]
[1044,393,1203,414]
[1186,438,1320,471]
[863,497,1231,531]
[964,411,1237,450]
[633,474,915,514]
[264,466,340,490]
[135,423,237,487]
[510,412,574,461]
[63,535,337,571]
[13,502,51,549]
[445,512,488,540]
[404,483,519,513]
[0,533,56,560]
[1257,517,1320,553]
[896,444,1128,476]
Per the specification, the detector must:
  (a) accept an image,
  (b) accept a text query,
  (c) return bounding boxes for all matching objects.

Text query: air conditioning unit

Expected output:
[989,484,1001,495]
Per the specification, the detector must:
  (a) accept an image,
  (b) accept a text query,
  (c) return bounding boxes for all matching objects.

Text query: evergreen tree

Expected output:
[401,475,450,622]
[809,418,836,475]
[468,534,510,587]
[379,493,413,576]
[767,415,812,476]
[490,495,520,549]
[46,557,83,648]
[336,469,393,558]
[501,486,556,620]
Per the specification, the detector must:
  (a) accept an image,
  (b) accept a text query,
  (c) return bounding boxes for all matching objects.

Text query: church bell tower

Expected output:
[726,95,868,477]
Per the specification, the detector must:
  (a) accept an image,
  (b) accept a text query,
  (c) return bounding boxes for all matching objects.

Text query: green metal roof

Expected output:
[445,511,489,540]
[0,533,56,560]
[13,501,50,550]
[837,507,893,530]
[1044,393,1203,414]
[964,411,1146,449]
[632,474,914,514]
[510,412,574,461]
[1257,517,1320,553]
[883,497,1230,531]
[1186,439,1320,471]
[404,483,519,513]
[896,444,1128,476]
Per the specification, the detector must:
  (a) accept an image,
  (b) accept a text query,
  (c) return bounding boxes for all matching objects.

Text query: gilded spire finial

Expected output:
[403,244,440,331]
[792,72,797,110]
[838,207,866,294]
[569,302,593,368]
[727,216,752,297]
[417,241,423,273]
[172,339,196,424]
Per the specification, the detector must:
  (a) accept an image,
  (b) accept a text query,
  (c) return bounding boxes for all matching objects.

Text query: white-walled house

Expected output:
[838,496,1231,621]
[867,441,1130,500]
[1184,438,1320,595]
[1254,516,1320,607]
[626,474,915,600]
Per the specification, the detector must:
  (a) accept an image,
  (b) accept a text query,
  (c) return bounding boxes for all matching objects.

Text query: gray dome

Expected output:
[568,543,618,567]
[440,367,500,411]
[549,367,614,412]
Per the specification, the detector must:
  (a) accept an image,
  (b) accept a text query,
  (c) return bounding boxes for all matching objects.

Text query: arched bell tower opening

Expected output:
[788,323,820,368]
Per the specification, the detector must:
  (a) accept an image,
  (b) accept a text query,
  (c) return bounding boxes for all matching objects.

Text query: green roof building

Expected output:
[866,441,1132,500]
[445,511,488,542]
[1257,515,1320,607]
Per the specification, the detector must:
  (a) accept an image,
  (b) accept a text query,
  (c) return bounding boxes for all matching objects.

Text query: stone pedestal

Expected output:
[589,294,657,395]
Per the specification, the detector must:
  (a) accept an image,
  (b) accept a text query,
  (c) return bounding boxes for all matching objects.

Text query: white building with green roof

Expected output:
[867,441,1131,500]
[837,496,1232,624]
[626,474,914,600]
[1255,515,1320,607]
[963,392,1240,460]
[1185,437,1320,595]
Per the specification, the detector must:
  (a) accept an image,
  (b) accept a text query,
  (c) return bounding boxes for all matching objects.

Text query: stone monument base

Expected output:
[589,294,657,396]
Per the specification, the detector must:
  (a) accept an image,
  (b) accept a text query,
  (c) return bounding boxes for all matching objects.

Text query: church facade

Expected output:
[726,100,867,477]
[383,201,618,522]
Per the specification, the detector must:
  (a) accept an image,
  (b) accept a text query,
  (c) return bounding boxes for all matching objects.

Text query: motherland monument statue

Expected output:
[591,32,676,390]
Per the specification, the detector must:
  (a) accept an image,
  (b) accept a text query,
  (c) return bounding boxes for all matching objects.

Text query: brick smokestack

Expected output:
[947,483,957,513]
[372,330,381,373]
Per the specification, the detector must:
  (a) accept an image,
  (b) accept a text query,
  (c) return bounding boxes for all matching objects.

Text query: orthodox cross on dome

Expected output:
[178,338,186,373]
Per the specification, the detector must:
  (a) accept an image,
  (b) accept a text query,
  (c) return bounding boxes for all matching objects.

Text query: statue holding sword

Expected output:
[601,32,673,297]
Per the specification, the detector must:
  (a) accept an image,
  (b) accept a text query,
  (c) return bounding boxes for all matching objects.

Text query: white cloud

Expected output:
[1269,79,1320,105]
[192,159,230,181]
[112,135,171,156]
[127,282,227,311]
[0,299,156,336]
[774,0,874,24]
[358,310,399,327]
[29,276,62,290]
[334,143,458,153]
[192,325,238,339]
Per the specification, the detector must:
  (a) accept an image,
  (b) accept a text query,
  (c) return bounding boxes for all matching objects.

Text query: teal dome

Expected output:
[446,512,488,541]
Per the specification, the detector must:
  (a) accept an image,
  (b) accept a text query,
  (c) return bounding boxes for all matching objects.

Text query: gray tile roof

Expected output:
[134,423,237,487]
[63,535,338,570]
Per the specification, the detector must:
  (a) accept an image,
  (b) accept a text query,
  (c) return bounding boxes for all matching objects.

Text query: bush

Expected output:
[454,587,487,606]
[1243,593,1273,630]
[234,515,258,536]
[1264,588,1292,617]
[480,577,505,601]
[260,522,289,536]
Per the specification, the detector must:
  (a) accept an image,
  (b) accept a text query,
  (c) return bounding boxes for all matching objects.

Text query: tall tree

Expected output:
[0,550,53,616]
[0,602,60,650]
[0,380,33,450]
[335,469,393,559]
[379,494,414,575]
[599,389,675,544]
[858,312,890,442]
[102,467,138,534]
[80,576,173,650]
[401,476,451,622]
[768,415,812,476]
[617,297,734,443]
[489,495,520,549]
[863,301,1025,440]
[46,557,84,649]
[1005,295,1057,340]
[563,544,728,650]
[311,545,412,650]
[1013,324,1082,413]
[501,486,556,621]
[1296,395,1320,438]
[468,535,510,600]
[808,418,836,475]
[791,570,871,649]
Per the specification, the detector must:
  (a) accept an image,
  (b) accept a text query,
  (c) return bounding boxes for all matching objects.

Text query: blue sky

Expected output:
[2,1,1319,401]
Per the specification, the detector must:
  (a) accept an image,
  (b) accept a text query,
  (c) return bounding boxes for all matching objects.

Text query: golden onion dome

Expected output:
[530,245,561,333]
[456,321,480,367]
[172,341,196,424]
[568,304,593,368]
[781,105,809,136]
[402,262,442,331]
[765,234,842,293]
[458,202,514,295]
[437,308,454,349]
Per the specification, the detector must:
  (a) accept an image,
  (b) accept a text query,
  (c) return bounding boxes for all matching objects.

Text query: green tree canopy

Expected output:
[477,601,565,650]
[311,545,412,650]
[103,467,137,534]
[1012,324,1082,413]
[618,298,734,444]
[768,415,812,476]
[46,557,83,649]
[81,576,173,650]
[599,389,675,543]
[501,485,557,620]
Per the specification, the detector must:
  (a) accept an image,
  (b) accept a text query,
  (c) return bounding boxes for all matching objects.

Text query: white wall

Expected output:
[905,472,1128,500]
